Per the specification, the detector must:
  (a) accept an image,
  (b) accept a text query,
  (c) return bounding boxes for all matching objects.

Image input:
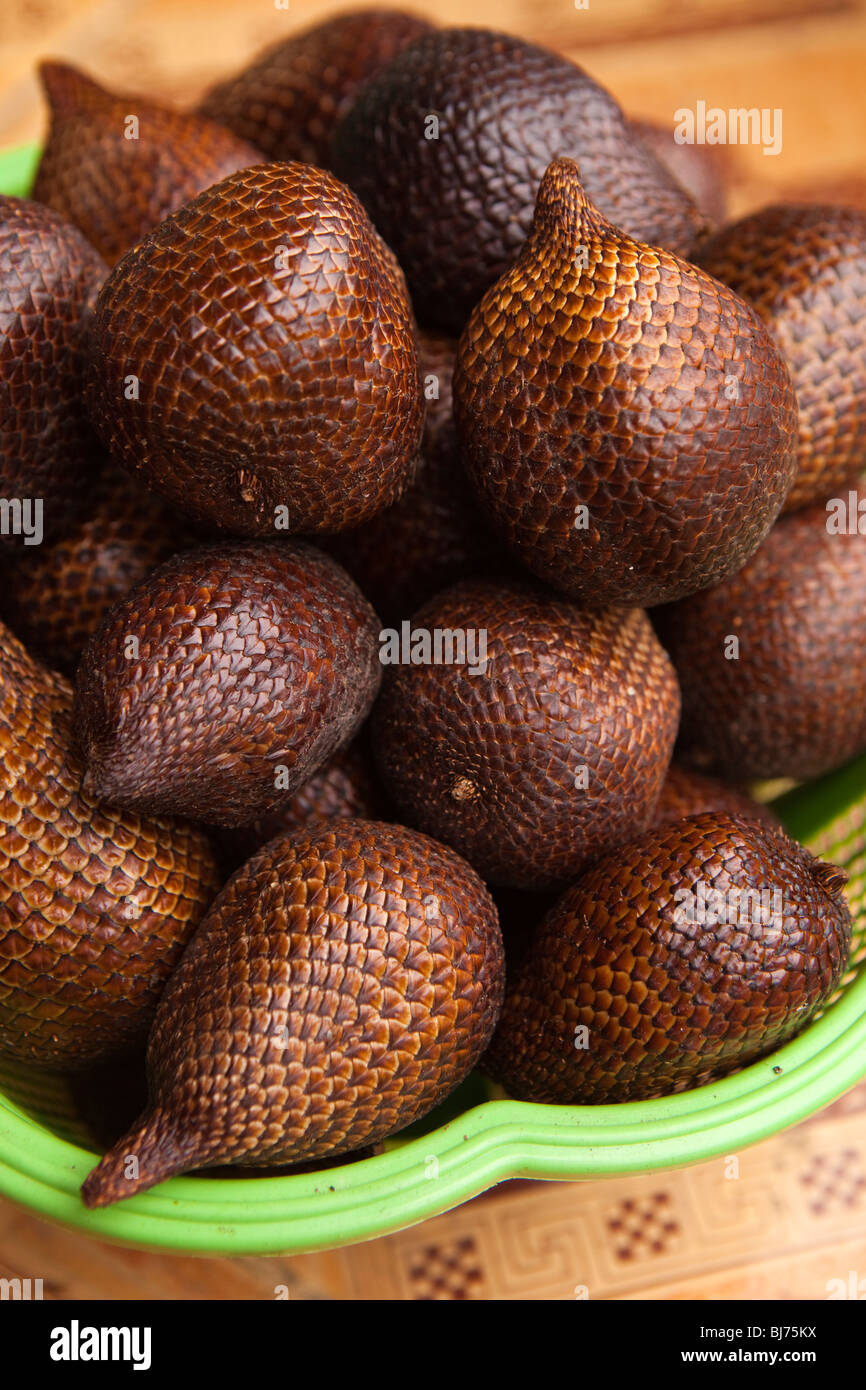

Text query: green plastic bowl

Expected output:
[2,145,866,1256]
[1,142,41,199]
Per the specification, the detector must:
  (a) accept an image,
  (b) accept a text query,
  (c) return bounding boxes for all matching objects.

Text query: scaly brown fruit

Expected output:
[483,813,851,1103]
[198,8,433,166]
[371,577,680,890]
[654,765,780,831]
[81,819,505,1206]
[33,62,262,266]
[332,28,706,332]
[74,542,382,827]
[454,158,798,607]
[86,162,423,537]
[0,622,219,1069]
[0,468,185,677]
[696,204,866,512]
[0,196,106,539]
[656,493,866,781]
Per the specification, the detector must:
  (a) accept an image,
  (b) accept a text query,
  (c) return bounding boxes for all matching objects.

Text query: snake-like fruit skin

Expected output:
[483,813,851,1103]
[81,819,505,1207]
[74,541,383,827]
[454,158,799,608]
[0,622,220,1069]
[0,469,184,677]
[371,577,681,891]
[86,163,423,536]
[33,62,263,267]
[653,765,780,831]
[331,28,706,333]
[696,203,866,513]
[198,9,433,166]
[0,196,107,535]
[656,492,866,782]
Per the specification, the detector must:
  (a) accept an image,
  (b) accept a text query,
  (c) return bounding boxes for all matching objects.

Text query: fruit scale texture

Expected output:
[453,157,799,608]
[0,622,220,1069]
[696,203,866,513]
[657,491,866,781]
[331,26,706,332]
[33,61,264,266]
[81,820,505,1207]
[372,576,680,890]
[484,814,852,1103]
[86,162,423,537]
[0,195,107,531]
[74,542,383,827]
[197,8,433,166]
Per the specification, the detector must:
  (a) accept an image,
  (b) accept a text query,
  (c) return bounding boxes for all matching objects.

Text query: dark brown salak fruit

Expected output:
[0,622,219,1070]
[453,158,799,608]
[0,468,185,677]
[629,118,728,223]
[0,196,107,538]
[654,765,780,831]
[331,28,706,333]
[483,813,851,1103]
[215,737,386,871]
[81,819,505,1206]
[198,8,433,167]
[371,577,681,891]
[655,494,866,781]
[86,162,423,537]
[33,62,262,267]
[326,331,509,620]
[74,542,382,827]
[696,204,866,512]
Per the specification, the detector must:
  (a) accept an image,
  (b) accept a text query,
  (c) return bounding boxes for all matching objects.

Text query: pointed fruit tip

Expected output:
[79,743,127,807]
[532,156,593,242]
[811,859,848,899]
[80,1109,193,1209]
[38,59,107,111]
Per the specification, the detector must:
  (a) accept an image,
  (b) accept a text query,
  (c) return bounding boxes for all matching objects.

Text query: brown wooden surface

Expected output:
[2,0,866,1300]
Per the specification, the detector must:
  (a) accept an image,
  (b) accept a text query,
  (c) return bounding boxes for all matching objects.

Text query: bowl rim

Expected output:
[2,967,865,1255]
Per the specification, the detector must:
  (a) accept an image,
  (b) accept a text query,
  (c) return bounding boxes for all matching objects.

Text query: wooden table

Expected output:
[2,0,866,1299]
